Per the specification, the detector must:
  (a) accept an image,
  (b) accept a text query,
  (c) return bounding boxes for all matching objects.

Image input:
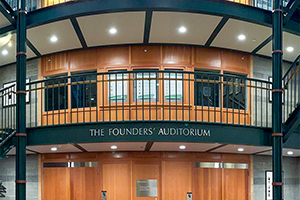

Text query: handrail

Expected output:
[0,70,273,128]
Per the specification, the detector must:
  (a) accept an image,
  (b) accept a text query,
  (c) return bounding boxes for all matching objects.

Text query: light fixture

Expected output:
[109,28,117,34]
[238,34,246,41]
[238,148,244,152]
[50,35,58,43]
[286,46,294,52]
[287,151,293,155]
[2,49,8,55]
[179,145,186,150]
[178,26,187,33]
[8,41,12,47]
[51,147,57,151]
[111,145,117,150]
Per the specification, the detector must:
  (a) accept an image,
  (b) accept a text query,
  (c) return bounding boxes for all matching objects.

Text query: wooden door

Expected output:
[132,162,160,200]
[195,168,222,200]
[70,167,99,200]
[223,168,248,200]
[43,168,70,200]
[162,161,192,200]
[102,163,131,200]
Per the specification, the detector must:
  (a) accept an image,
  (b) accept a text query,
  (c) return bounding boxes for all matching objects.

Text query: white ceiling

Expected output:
[0,34,37,66]
[27,19,82,55]
[0,11,299,67]
[4,142,298,158]
[77,12,146,47]
[79,142,147,151]
[211,19,272,52]
[149,11,222,45]
[150,142,220,152]
[0,12,11,28]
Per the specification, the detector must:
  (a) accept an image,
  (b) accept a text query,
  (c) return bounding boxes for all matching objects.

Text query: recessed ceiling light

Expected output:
[50,35,58,43]
[2,49,8,55]
[179,145,186,150]
[51,147,57,151]
[111,145,117,150]
[286,47,294,52]
[287,151,293,155]
[238,148,244,152]
[178,26,187,33]
[252,38,257,42]
[109,28,117,34]
[8,41,12,47]
[238,34,246,41]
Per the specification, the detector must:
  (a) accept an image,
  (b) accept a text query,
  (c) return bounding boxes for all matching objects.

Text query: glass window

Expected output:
[71,71,97,108]
[194,70,220,107]
[134,70,158,102]
[44,74,68,111]
[108,71,128,103]
[223,72,247,110]
[164,70,183,102]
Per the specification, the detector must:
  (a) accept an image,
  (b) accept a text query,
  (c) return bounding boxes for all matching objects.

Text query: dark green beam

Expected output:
[0,1,15,25]
[70,17,87,49]
[283,0,300,25]
[204,16,229,47]
[26,39,41,57]
[271,0,283,198]
[26,122,272,147]
[143,10,152,44]
[16,0,27,198]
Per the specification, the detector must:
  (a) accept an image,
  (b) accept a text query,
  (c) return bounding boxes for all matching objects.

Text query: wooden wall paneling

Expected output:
[70,49,98,71]
[221,51,250,74]
[41,53,69,76]
[42,111,69,126]
[99,46,129,66]
[131,46,161,65]
[70,167,99,200]
[162,161,192,200]
[43,168,70,200]
[162,46,192,65]
[102,163,131,200]
[132,162,160,200]
[194,47,221,69]
[221,110,250,125]
[223,168,248,200]
[195,168,222,200]
[70,108,97,123]
[194,107,222,123]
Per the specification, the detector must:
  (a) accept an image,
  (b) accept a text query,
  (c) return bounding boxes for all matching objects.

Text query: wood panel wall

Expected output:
[41,152,252,200]
[40,46,251,125]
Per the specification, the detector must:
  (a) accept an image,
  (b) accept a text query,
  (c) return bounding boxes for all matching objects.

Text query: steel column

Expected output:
[15,0,27,198]
[272,0,283,199]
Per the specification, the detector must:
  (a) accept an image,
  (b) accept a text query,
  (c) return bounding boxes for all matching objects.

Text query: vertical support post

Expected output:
[272,0,283,199]
[15,0,27,199]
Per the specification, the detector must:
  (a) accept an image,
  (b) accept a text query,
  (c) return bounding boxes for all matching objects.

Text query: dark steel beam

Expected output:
[26,39,41,57]
[251,35,272,54]
[15,0,27,198]
[70,17,87,49]
[144,141,154,151]
[143,10,152,44]
[271,0,283,198]
[204,16,229,47]
[283,0,300,25]
[0,1,15,25]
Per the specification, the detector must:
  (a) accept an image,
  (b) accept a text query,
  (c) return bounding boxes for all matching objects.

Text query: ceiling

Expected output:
[0,5,299,67]
[6,142,300,158]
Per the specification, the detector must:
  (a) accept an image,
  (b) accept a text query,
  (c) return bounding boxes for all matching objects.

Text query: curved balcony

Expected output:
[0,70,273,129]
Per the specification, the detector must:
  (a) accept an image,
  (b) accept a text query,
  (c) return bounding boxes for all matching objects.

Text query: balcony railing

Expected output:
[282,54,300,122]
[3,0,290,12]
[0,70,272,129]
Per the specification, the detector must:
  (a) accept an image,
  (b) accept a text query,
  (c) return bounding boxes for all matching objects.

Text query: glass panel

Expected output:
[71,73,97,108]
[164,71,183,102]
[223,73,247,110]
[44,75,68,111]
[194,71,220,107]
[134,71,158,102]
[108,72,128,103]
